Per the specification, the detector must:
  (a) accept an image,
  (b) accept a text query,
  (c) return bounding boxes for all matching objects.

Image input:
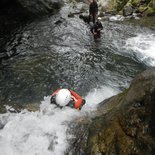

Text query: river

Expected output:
[0,3,155,155]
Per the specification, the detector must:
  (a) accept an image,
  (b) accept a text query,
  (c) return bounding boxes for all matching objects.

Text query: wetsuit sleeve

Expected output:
[70,90,83,109]
[51,88,61,96]
[99,23,103,30]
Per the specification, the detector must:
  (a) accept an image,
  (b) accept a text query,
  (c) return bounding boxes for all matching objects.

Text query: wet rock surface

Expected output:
[17,0,63,15]
[99,0,155,17]
[0,0,32,64]
[0,0,63,65]
[68,67,155,155]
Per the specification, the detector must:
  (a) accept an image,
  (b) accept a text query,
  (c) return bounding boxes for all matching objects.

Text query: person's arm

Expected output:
[70,90,83,109]
[100,22,103,29]
[50,88,61,104]
[93,25,98,34]
[51,88,61,96]
[97,23,103,30]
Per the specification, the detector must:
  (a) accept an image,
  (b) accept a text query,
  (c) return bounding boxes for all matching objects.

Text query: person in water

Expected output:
[89,0,98,23]
[50,88,86,110]
[91,17,103,39]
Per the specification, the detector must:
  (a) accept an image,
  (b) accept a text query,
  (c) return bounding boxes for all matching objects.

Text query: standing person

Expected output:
[50,88,86,110]
[91,17,103,39]
[89,0,98,24]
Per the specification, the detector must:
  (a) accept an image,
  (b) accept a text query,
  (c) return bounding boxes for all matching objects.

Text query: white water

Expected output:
[0,86,118,155]
[125,33,155,66]
[109,15,125,21]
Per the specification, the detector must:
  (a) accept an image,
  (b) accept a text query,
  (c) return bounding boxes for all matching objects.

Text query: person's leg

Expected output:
[94,34,98,39]
[90,27,94,33]
[88,14,92,23]
[97,31,101,38]
[92,13,96,23]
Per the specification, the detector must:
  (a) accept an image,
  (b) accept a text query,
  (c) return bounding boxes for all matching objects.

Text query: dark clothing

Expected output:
[89,1,98,14]
[89,1,98,23]
[91,20,103,39]
[67,99,86,110]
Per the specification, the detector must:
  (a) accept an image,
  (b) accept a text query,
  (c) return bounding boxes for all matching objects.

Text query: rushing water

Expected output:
[0,3,155,155]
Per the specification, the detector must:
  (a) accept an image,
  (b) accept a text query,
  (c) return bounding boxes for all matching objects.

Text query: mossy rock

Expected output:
[146,6,155,15]
[138,6,148,12]
[131,0,141,7]
[116,0,130,11]
[145,0,152,5]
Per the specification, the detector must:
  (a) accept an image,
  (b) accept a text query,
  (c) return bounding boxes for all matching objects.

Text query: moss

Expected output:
[116,0,130,11]
[146,6,155,15]
[138,6,148,12]
[145,0,152,5]
[131,0,141,7]
[118,88,129,98]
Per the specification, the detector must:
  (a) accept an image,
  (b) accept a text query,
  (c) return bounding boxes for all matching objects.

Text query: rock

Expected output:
[146,7,155,16]
[98,0,155,17]
[123,5,135,16]
[79,14,90,23]
[67,67,155,155]
[0,102,40,114]
[17,0,63,15]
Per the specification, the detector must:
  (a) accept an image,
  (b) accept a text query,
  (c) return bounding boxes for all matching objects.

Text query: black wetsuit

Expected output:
[91,21,103,39]
[89,1,98,23]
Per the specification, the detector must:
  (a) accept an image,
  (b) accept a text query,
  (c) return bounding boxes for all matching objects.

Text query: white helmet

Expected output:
[55,89,71,106]
[97,17,102,20]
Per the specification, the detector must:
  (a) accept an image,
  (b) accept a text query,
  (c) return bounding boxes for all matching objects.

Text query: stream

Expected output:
[0,3,155,155]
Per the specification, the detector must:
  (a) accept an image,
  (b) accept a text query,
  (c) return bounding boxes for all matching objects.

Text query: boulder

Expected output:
[67,67,155,155]
[123,5,135,16]
[98,0,155,16]
[17,0,63,15]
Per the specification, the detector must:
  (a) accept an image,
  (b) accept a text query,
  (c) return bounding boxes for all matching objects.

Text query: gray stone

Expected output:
[17,0,63,15]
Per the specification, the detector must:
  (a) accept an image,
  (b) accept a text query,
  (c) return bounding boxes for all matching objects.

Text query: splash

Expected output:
[109,15,125,21]
[0,97,79,155]
[125,34,155,66]
[82,86,118,112]
[0,86,118,155]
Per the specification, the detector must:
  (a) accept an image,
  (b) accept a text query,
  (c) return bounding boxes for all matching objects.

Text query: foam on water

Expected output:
[0,86,118,155]
[109,15,125,21]
[82,86,118,112]
[125,34,155,66]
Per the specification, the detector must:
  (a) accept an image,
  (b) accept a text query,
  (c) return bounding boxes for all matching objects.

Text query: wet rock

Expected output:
[0,102,40,114]
[17,0,63,15]
[98,0,155,16]
[67,67,155,155]
[123,5,135,16]
[54,18,65,25]
[0,0,63,66]
[145,7,155,16]
[79,14,90,23]
[0,0,32,63]
[0,123,5,130]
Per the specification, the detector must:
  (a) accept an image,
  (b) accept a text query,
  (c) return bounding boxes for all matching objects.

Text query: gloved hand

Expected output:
[50,96,56,104]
